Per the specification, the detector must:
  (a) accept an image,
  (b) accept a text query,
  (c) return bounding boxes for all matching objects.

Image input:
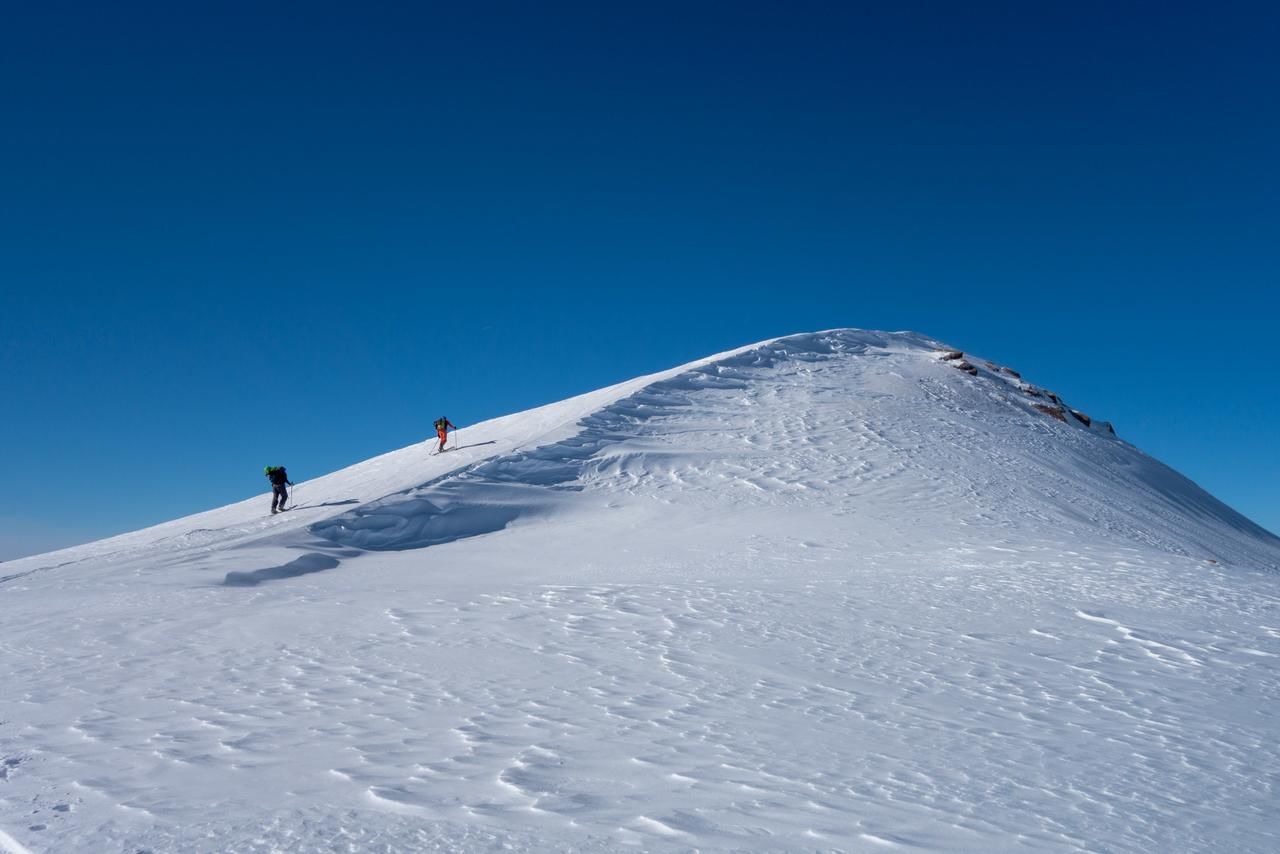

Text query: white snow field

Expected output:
[2,329,1279,853]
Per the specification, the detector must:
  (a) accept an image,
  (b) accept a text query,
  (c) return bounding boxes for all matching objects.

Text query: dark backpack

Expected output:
[434,418,448,432]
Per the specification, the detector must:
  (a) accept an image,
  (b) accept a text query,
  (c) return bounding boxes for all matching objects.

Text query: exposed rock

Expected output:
[935,354,1113,435]
[1034,404,1068,422]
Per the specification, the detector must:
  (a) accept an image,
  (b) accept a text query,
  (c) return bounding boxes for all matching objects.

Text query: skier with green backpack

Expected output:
[433,416,456,453]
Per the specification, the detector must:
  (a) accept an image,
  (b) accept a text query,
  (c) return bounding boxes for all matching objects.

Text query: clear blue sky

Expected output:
[2,2,1276,559]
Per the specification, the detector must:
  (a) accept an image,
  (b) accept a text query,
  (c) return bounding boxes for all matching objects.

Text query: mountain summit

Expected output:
[10,329,1275,582]
[3,329,1278,853]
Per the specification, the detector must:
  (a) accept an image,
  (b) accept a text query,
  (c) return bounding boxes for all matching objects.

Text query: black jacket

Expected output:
[267,467,290,487]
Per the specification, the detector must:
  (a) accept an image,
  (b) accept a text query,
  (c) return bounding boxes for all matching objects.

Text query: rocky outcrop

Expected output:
[1034,404,1068,422]
[936,345,1115,436]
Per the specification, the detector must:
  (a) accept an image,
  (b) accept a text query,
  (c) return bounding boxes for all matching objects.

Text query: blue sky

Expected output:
[2,2,1277,559]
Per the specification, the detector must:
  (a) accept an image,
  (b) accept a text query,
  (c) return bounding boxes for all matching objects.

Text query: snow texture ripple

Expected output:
[2,329,1278,853]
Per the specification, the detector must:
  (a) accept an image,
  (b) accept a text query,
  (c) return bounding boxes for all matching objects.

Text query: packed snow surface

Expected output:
[2,329,1278,853]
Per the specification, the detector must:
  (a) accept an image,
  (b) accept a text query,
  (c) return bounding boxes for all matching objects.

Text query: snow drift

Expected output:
[306,328,1274,571]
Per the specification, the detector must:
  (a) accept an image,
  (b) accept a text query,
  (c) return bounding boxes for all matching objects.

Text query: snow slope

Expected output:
[2,329,1278,853]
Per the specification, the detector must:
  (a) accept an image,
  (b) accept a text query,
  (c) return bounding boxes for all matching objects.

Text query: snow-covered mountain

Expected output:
[2,329,1278,853]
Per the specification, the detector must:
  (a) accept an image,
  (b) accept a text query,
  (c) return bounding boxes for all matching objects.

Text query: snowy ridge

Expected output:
[0,332,767,585]
[3,329,1279,853]
[4,328,1274,581]
[296,328,1274,571]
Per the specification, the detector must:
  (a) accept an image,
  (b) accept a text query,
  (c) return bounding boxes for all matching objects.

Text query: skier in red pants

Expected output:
[433,416,456,453]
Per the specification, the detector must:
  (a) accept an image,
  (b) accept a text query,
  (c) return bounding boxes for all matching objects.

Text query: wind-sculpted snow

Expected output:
[305,330,916,555]
[303,328,1274,570]
[2,329,1279,853]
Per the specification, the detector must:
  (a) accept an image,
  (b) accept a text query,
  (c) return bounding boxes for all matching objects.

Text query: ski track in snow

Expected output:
[2,330,1279,853]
